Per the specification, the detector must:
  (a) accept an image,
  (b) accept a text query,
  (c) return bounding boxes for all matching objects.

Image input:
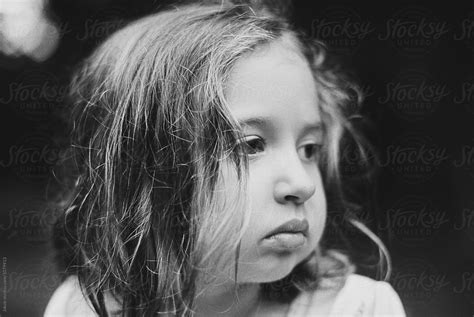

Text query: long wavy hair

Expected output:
[53,1,390,316]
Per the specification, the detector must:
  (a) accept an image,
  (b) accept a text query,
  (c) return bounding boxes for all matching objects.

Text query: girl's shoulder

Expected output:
[44,275,121,316]
[287,274,406,317]
[44,275,96,316]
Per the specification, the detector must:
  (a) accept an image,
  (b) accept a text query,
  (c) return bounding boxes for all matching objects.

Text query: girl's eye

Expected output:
[299,143,322,162]
[238,136,265,155]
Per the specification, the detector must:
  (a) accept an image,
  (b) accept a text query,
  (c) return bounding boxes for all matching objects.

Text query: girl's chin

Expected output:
[236,253,307,284]
[202,245,316,284]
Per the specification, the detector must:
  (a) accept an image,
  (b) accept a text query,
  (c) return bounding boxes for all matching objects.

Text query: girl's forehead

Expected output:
[225,36,320,125]
[230,34,306,76]
[244,33,305,62]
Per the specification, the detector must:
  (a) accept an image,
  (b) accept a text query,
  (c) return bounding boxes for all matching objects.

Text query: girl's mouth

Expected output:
[261,218,309,251]
[262,232,307,251]
[264,218,309,238]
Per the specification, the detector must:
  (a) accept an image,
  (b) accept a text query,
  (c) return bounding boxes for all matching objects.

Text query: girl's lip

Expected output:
[264,218,309,239]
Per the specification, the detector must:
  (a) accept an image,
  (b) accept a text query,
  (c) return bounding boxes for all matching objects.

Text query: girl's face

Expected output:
[221,36,327,283]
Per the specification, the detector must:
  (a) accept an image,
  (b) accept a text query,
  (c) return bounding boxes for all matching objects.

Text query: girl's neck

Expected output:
[193,282,262,317]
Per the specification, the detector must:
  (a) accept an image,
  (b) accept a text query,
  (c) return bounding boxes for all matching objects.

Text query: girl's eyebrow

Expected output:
[238,116,274,129]
[238,115,323,136]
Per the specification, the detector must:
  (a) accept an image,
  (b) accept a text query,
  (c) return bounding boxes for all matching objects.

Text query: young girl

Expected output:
[45,1,406,316]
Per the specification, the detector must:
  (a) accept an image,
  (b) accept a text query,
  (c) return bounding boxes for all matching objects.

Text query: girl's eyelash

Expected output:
[237,136,323,162]
[300,143,323,162]
[238,136,266,155]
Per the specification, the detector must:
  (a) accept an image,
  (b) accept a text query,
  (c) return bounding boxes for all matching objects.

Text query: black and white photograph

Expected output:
[0,0,473,316]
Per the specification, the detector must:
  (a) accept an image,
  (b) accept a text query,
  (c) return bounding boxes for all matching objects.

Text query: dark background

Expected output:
[1,0,473,316]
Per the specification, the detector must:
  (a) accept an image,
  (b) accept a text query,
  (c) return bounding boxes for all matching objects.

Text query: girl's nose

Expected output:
[273,151,317,205]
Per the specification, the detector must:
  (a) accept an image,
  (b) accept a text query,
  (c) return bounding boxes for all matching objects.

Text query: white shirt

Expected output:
[287,274,406,316]
[44,274,406,316]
